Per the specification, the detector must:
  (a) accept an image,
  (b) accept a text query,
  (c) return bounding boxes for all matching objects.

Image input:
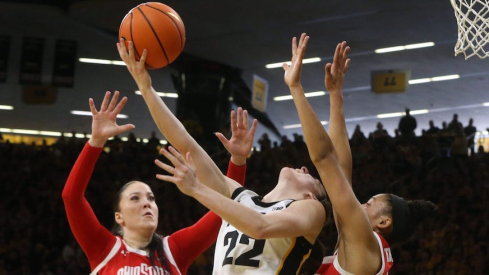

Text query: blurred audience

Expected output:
[0,121,488,274]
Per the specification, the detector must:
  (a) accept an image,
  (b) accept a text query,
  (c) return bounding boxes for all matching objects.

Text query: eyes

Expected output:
[130,195,156,202]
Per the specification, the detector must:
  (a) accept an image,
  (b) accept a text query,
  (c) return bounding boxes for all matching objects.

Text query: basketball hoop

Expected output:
[451,0,489,59]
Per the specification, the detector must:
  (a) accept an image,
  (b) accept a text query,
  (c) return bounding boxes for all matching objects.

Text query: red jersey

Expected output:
[315,232,393,275]
[62,142,246,275]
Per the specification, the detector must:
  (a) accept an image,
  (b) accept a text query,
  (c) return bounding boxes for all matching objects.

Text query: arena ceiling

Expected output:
[1,0,488,146]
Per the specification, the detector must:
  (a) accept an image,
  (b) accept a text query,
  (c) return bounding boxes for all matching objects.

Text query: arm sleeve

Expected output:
[61,142,117,270]
[167,161,246,274]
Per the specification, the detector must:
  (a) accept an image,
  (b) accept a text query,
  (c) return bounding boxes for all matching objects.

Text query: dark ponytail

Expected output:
[112,181,169,272]
[386,194,438,244]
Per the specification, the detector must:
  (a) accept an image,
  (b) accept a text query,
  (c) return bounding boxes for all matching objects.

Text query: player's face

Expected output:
[117,182,159,233]
[280,166,324,199]
[362,194,389,229]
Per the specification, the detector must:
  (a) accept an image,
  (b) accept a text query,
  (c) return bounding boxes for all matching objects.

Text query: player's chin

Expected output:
[140,220,158,230]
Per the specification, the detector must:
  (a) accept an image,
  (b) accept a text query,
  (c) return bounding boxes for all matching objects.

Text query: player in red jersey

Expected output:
[283,33,437,275]
[62,91,256,274]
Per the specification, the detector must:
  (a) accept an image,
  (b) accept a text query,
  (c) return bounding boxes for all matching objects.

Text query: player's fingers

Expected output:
[100,91,111,111]
[344,59,351,73]
[108,91,120,111]
[140,49,148,65]
[250,119,258,137]
[159,147,180,167]
[167,146,187,166]
[113,95,128,115]
[215,132,229,146]
[89,98,98,115]
[186,152,196,170]
[291,36,297,56]
[243,110,249,131]
[230,109,237,132]
[155,159,175,174]
[236,107,243,128]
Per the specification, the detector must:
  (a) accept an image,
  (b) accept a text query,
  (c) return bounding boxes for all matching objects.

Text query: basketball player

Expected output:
[62,91,255,274]
[118,38,329,274]
[282,33,438,275]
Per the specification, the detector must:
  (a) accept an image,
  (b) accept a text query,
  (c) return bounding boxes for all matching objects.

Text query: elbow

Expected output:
[245,220,273,240]
[310,149,337,165]
[61,187,71,203]
[247,228,268,240]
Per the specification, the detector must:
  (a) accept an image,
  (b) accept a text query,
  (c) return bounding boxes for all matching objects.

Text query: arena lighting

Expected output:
[266,57,321,69]
[409,74,460,84]
[274,91,326,101]
[79,58,126,66]
[0,105,13,110]
[375,42,435,53]
[483,102,489,106]
[135,90,178,98]
[0,127,169,144]
[283,121,328,129]
[275,74,459,102]
[71,110,128,119]
[377,112,404,119]
[377,109,429,119]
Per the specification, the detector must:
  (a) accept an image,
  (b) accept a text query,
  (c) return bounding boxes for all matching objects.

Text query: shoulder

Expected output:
[288,199,326,220]
[232,187,257,200]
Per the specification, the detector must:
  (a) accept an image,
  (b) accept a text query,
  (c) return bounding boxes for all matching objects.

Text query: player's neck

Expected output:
[123,232,152,250]
[263,184,299,202]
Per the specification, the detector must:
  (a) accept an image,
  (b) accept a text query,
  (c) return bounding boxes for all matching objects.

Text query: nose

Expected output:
[143,198,151,208]
[301,166,309,174]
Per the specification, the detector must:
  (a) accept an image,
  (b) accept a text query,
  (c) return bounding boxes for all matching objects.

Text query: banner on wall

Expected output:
[0,35,10,83]
[252,74,268,113]
[52,39,77,87]
[22,85,57,104]
[19,37,44,84]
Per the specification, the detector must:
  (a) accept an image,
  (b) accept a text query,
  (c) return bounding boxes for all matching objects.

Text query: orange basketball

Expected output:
[119,2,185,69]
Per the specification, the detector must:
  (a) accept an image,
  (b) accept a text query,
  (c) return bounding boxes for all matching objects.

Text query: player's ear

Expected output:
[378,216,392,229]
[305,191,318,201]
[115,212,124,225]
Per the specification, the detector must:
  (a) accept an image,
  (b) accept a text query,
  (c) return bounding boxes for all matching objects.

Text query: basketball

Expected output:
[119,2,185,69]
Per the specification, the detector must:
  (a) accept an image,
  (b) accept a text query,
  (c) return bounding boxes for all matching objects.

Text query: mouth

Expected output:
[143,211,153,217]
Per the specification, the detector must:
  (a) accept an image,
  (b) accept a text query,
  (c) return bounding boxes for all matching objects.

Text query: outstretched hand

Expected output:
[117,38,152,91]
[89,91,135,147]
[155,146,200,197]
[325,41,350,94]
[283,33,309,89]
[215,107,257,166]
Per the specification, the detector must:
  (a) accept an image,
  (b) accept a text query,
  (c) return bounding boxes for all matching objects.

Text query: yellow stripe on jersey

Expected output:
[276,238,297,274]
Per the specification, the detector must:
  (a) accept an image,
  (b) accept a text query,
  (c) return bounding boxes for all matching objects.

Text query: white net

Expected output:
[451,0,489,59]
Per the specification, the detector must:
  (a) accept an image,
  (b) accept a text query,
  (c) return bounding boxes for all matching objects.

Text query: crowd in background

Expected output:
[0,114,488,274]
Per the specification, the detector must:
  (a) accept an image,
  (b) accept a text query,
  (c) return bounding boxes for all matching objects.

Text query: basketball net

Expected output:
[451,0,489,59]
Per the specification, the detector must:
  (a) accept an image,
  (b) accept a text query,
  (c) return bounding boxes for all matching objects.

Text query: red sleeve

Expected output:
[167,161,246,274]
[62,142,117,270]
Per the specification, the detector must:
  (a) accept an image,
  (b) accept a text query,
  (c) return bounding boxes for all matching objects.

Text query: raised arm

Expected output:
[283,34,375,246]
[215,107,257,166]
[167,107,255,273]
[117,39,238,197]
[325,42,352,185]
[156,147,325,242]
[62,91,135,268]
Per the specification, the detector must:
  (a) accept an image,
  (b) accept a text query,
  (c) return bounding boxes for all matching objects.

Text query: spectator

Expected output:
[463,118,477,155]
[369,122,391,150]
[447,113,463,133]
[398,108,417,140]
[426,120,440,136]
